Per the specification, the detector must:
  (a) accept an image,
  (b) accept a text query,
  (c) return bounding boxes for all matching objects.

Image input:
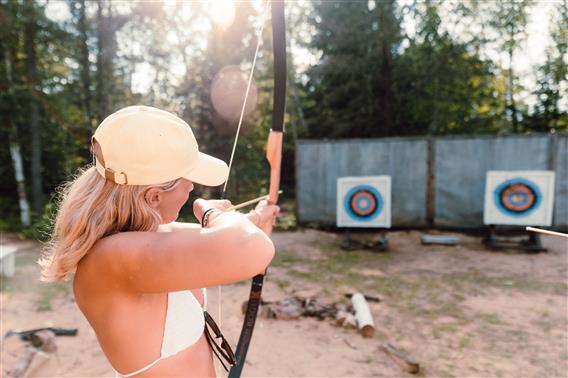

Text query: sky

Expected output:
[44,0,565,109]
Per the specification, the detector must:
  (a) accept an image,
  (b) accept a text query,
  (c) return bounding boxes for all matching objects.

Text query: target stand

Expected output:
[337,176,391,252]
[484,225,545,252]
[482,171,555,253]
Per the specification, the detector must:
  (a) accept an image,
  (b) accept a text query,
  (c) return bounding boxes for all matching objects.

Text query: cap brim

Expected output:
[183,152,229,186]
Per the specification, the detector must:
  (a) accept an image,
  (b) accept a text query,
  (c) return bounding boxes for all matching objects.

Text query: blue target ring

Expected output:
[493,177,542,218]
[344,185,383,221]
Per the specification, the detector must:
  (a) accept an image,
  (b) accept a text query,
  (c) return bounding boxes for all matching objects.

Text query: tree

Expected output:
[393,0,504,135]
[488,0,533,132]
[305,0,387,138]
[95,0,128,122]
[23,0,43,216]
[70,0,94,145]
[375,0,401,136]
[530,0,568,131]
[1,1,31,226]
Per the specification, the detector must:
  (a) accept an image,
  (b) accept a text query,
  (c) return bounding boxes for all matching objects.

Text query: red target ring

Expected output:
[494,177,542,218]
[349,190,377,217]
[500,184,536,213]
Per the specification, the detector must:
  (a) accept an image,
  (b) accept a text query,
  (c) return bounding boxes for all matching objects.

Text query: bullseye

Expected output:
[344,185,383,221]
[494,178,541,217]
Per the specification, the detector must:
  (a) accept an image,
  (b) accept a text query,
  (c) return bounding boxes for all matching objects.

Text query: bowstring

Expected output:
[218,0,271,337]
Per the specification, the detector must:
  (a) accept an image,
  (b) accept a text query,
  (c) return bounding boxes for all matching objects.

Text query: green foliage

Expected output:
[0,0,566,231]
[303,0,566,138]
[21,201,56,242]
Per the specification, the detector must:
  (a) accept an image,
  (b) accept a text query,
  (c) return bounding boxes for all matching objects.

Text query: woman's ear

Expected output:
[144,188,162,208]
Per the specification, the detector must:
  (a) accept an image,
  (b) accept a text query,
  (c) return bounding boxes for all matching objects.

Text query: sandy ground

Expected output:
[1,229,567,377]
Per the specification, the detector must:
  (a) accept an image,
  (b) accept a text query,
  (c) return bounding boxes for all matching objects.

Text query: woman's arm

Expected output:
[92,211,274,293]
[158,210,262,233]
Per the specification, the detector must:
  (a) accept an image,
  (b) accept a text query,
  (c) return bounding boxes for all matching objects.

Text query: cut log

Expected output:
[30,329,57,353]
[380,343,420,374]
[335,309,350,326]
[8,345,38,378]
[351,293,375,337]
[342,313,357,329]
[7,330,57,378]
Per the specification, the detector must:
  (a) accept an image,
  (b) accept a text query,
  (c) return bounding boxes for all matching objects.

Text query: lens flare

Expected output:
[211,66,258,132]
[210,0,236,30]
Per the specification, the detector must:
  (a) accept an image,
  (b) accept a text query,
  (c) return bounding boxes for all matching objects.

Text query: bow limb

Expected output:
[228,2,286,377]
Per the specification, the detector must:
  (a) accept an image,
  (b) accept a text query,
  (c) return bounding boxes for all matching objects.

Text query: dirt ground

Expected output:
[1,229,567,378]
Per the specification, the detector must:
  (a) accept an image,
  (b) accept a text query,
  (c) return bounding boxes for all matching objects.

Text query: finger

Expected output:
[193,198,207,211]
[210,200,229,209]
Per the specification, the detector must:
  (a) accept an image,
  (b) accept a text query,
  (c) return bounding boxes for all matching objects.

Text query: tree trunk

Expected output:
[96,0,109,121]
[377,1,394,136]
[508,33,518,132]
[77,0,93,144]
[430,77,440,135]
[24,0,43,216]
[3,47,31,226]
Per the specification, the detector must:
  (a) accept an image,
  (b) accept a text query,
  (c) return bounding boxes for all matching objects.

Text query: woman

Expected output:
[39,106,278,377]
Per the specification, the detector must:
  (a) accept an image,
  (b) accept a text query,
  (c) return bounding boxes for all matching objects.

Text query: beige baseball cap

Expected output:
[92,106,229,186]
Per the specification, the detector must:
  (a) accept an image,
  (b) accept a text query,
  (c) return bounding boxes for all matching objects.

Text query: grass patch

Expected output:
[0,275,9,292]
[459,334,472,349]
[532,318,554,333]
[272,277,291,290]
[35,281,72,311]
[1,253,41,293]
[273,238,567,334]
[444,271,568,296]
[271,250,310,267]
[0,249,72,311]
[481,312,503,325]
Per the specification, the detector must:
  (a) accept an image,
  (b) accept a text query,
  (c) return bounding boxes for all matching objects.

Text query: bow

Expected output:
[227,2,286,377]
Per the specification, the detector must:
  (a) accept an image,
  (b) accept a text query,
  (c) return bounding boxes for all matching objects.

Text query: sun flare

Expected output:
[209,0,236,30]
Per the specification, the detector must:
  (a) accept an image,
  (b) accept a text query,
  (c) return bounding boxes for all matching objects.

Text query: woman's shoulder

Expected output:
[77,232,150,279]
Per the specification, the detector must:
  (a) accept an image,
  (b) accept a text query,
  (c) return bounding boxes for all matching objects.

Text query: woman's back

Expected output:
[74,235,216,377]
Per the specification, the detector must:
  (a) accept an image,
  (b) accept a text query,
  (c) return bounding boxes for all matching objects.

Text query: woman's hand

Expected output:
[250,200,280,234]
[193,199,231,224]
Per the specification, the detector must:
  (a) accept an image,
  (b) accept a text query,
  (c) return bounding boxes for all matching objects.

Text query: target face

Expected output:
[345,185,383,220]
[337,176,391,228]
[484,171,555,226]
[494,178,541,217]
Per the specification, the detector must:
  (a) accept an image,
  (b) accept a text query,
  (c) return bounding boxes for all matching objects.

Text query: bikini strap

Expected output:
[115,356,164,377]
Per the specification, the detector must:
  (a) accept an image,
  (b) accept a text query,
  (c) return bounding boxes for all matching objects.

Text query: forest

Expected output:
[0,0,566,234]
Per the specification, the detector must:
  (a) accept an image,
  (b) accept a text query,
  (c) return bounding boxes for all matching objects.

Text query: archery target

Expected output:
[337,176,391,228]
[484,171,555,226]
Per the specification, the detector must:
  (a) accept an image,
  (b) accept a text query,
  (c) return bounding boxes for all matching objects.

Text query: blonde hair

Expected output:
[39,165,180,282]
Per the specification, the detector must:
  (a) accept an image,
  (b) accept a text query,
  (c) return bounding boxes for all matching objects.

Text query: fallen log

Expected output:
[335,306,350,326]
[342,313,357,329]
[351,293,375,337]
[380,343,420,374]
[8,330,57,378]
[9,345,38,378]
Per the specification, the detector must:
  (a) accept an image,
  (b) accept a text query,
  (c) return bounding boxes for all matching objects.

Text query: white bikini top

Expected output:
[116,289,207,377]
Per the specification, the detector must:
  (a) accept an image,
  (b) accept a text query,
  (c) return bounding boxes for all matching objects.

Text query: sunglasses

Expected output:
[204,311,237,372]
